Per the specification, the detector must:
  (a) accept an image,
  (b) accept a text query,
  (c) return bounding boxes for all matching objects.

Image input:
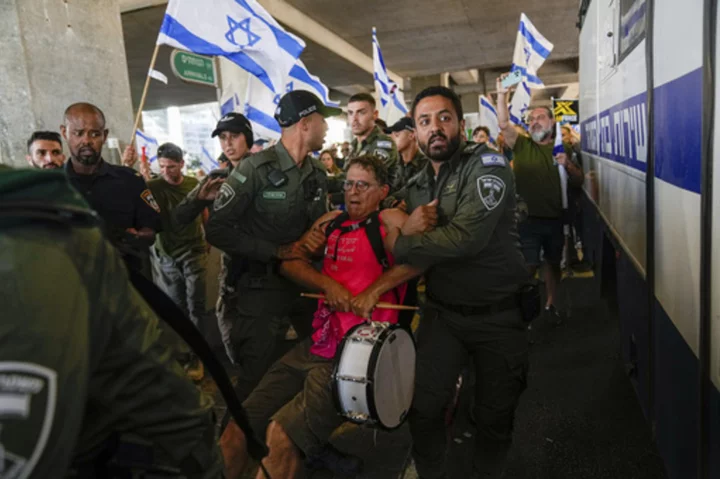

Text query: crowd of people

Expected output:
[1,73,583,479]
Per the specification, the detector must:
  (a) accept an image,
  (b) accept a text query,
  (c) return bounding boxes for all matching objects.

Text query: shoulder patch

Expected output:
[376,140,393,149]
[0,362,58,478]
[476,175,506,211]
[373,148,390,161]
[480,153,507,168]
[214,182,236,211]
[141,189,161,212]
[234,172,247,184]
[464,143,479,154]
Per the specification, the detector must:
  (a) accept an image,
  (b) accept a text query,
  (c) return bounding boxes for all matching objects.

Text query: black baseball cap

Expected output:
[211,112,254,145]
[384,117,415,134]
[274,90,342,127]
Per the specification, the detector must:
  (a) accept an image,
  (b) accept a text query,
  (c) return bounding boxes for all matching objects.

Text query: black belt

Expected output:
[428,293,519,317]
[247,260,276,276]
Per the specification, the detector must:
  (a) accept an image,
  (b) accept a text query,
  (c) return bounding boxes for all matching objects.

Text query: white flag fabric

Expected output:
[148,68,168,84]
[243,59,339,141]
[201,145,220,173]
[372,28,408,123]
[554,122,570,234]
[510,13,554,88]
[478,95,500,141]
[509,80,532,126]
[157,0,305,94]
[135,129,159,164]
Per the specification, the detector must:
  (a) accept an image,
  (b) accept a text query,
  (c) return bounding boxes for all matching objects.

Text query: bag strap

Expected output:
[127,268,269,462]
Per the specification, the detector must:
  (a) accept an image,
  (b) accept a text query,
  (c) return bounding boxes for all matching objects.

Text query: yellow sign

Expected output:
[552,99,579,124]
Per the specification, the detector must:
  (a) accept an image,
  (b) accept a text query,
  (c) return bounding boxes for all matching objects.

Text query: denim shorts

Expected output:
[518,217,564,266]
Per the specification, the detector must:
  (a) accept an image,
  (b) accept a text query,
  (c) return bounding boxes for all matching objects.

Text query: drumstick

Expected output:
[300,293,420,311]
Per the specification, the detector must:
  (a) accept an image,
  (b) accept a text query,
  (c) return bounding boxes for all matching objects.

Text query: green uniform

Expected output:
[348,125,400,190]
[397,149,428,188]
[0,168,223,478]
[393,142,529,479]
[148,176,208,330]
[205,141,328,400]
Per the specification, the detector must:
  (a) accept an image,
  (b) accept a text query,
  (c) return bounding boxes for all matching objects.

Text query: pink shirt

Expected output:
[310,212,407,358]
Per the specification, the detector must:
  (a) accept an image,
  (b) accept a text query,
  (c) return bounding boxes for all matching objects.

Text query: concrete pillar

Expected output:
[0,0,134,167]
[461,93,480,114]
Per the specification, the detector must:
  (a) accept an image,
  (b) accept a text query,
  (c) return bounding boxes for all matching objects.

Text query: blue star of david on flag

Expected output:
[286,81,294,92]
[225,16,261,48]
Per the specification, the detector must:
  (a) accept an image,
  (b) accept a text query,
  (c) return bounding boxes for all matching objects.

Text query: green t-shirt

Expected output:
[512,135,570,219]
[148,176,205,258]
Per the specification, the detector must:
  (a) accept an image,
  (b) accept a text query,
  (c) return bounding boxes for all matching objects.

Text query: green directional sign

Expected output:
[170,50,217,87]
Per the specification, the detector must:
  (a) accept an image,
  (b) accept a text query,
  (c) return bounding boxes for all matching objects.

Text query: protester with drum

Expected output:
[219,155,421,479]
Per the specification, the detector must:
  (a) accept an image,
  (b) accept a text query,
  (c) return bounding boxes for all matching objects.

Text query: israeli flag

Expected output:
[509,80,531,126]
[243,59,339,141]
[510,13,554,88]
[135,129,158,164]
[220,87,242,116]
[157,0,305,94]
[372,28,408,123]
[478,96,500,141]
[201,145,220,173]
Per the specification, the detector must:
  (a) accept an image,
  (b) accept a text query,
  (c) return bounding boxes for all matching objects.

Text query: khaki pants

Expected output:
[242,339,342,456]
[151,248,207,330]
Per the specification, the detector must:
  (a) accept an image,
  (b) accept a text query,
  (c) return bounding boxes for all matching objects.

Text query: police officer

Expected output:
[391,87,531,479]
[385,117,428,188]
[205,90,339,401]
[0,166,223,478]
[61,102,161,275]
[174,112,253,363]
[346,93,400,190]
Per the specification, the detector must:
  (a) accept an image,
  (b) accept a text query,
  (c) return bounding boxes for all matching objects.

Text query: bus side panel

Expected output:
[651,0,704,476]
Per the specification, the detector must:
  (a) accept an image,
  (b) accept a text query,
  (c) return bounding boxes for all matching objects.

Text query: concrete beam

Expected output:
[119,0,166,12]
[118,0,403,88]
[560,83,580,99]
[452,72,579,95]
[450,69,479,85]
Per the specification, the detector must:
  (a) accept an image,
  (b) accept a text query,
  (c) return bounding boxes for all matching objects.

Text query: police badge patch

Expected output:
[214,183,236,211]
[476,175,506,211]
[141,189,161,212]
[0,362,57,478]
[373,148,390,161]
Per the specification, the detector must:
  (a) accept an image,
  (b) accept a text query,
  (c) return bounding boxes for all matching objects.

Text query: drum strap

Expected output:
[324,210,390,269]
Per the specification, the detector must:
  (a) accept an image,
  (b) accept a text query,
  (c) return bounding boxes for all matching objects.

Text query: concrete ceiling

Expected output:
[120,0,580,111]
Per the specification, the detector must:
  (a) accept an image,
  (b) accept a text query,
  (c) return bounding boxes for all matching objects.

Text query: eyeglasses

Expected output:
[342,180,377,192]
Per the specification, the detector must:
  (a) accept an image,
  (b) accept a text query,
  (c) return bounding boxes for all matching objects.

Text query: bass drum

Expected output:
[332,322,416,429]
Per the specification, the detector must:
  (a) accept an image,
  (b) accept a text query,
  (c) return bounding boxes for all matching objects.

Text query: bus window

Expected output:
[618,0,647,62]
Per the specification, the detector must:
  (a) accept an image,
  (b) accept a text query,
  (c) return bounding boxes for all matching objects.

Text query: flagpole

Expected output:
[129,43,161,147]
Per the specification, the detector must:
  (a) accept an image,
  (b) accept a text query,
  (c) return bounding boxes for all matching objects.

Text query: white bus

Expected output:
[578,0,719,477]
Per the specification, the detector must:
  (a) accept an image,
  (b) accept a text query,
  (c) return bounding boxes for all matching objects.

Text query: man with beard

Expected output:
[25,131,65,169]
[173,112,253,363]
[61,102,161,274]
[496,75,583,322]
[380,86,531,479]
[147,142,208,379]
[205,91,338,402]
[346,93,400,190]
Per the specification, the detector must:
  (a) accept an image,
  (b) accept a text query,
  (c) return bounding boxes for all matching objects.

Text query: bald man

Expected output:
[61,102,161,275]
